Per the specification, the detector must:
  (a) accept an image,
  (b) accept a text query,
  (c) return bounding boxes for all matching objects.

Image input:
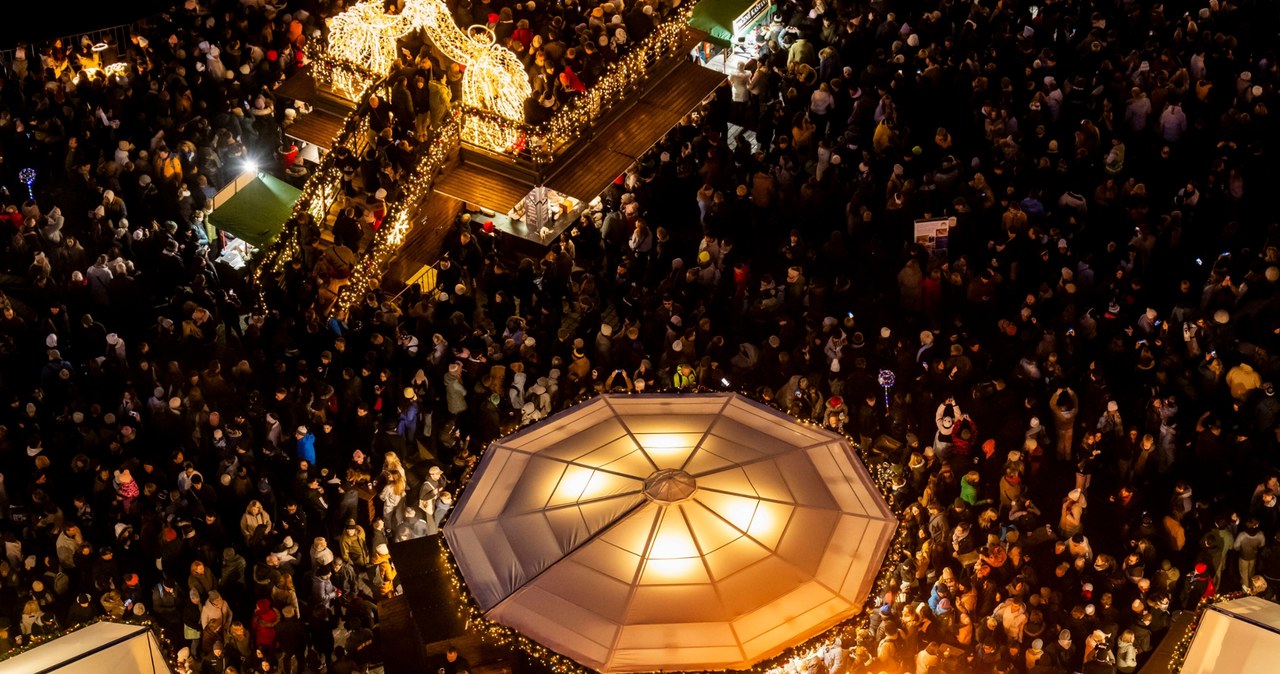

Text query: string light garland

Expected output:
[531,8,694,162]
[0,617,185,672]
[250,78,383,307]
[446,7,697,164]
[332,112,461,314]
[1165,592,1247,672]
[429,386,911,674]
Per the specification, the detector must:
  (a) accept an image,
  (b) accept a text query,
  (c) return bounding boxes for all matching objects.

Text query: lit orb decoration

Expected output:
[323,0,530,152]
[877,369,895,409]
[19,168,36,201]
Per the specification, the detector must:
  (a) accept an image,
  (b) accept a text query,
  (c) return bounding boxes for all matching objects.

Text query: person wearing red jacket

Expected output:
[251,598,280,656]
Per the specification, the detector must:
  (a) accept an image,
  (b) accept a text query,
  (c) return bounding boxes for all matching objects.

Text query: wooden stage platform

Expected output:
[383,51,725,291]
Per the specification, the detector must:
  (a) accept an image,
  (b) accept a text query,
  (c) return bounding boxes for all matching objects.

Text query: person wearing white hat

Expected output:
[372,542,397,598]
[1060,488,1087,538]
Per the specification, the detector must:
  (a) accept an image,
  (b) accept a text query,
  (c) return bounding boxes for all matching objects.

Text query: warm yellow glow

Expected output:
[722,499,759,532]
[634,433,702,468]
[650,532,698,560]
[322,0,530,152]
[643,510,702,579]
[644,557,699,578]
[325,1,413,76]
[551,465,598,504]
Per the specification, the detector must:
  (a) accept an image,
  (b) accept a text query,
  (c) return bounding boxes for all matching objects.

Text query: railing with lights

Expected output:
[252,74,382,306]
[449,6,697,165]
[528,7,695,162]
[332,112,462,315]
[307,44,381,102]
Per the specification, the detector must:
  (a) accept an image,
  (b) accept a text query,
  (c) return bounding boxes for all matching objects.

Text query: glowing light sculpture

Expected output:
[322,0,530,152]
[445,394,897,673]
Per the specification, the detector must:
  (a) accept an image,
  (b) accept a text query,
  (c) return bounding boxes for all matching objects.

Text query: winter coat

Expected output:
[251,599,280,650]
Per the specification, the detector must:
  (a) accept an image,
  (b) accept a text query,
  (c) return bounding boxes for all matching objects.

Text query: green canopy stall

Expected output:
[207,173,301,249]
[688,0,773,47]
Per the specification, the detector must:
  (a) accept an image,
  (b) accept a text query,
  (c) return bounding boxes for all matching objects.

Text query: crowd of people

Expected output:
[448,0,675,121]
[2,1,1280,674]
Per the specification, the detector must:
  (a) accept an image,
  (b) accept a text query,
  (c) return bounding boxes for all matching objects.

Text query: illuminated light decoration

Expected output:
[430,385,913,674]
[19,168,36,200]
[333,113,461,314]
[321,0,529,152]
[448,7,696,164]
[104,61,130,77]
[458,25,532,150]
[324,0,414,78]
[878,369,895,409]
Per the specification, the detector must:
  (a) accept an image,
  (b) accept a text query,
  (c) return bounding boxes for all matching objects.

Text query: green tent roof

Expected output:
[207,174,301,248]
[688,0,772,47]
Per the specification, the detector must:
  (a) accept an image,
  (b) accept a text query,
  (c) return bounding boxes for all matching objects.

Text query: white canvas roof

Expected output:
[1181,596,1280,674]
[0,622,172,674]
[445,394,896,672]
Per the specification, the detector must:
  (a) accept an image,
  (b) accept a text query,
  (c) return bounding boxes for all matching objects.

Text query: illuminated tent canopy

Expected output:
[1180,596,1280,673]
[445,394,896,673]
[0,622,173,674]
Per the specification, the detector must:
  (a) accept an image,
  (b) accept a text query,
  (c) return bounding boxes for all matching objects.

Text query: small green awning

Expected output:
[688,0,773,47]
[207,174,301,248]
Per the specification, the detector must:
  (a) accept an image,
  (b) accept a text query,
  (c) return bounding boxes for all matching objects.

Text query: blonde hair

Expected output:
[382,452,402,474]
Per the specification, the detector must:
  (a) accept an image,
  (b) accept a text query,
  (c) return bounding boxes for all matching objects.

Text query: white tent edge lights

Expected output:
[444,393,897,673]
[1179,596,1280,674]
[0,621,173,674]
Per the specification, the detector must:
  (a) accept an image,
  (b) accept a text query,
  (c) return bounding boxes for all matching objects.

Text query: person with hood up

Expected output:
[251,598,280,654]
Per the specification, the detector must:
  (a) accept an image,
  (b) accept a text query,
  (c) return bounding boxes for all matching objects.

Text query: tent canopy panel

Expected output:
[207,174,302,248]
[0,622,170,674]
[1181,596,1280,674]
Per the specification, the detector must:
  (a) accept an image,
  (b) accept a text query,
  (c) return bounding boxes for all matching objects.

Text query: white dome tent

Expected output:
[444,393,896,673]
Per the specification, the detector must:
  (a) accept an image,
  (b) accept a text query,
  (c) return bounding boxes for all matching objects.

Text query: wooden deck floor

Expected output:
[382,47,725,287]
[384,190,463,291]
[434,162,534,214]
[545,58,726,201]
[285,111,346,151]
